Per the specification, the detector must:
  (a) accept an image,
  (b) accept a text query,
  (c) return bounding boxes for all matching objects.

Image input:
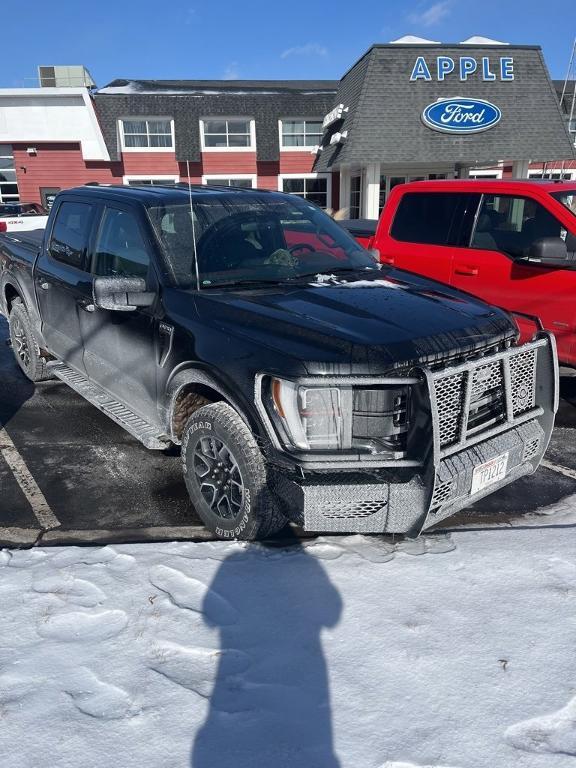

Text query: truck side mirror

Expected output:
[93,276,155,312]
[526,237,569,266]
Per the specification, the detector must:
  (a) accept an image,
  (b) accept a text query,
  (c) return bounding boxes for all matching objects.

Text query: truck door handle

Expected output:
[454,266,479,276]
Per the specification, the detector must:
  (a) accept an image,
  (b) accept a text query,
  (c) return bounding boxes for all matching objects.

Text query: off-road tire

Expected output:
[8,298,53,382]
[182,402,287,540]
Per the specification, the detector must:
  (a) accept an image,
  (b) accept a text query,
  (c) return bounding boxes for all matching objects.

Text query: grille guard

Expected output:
[264,333,558,535]
[423,331,558,464]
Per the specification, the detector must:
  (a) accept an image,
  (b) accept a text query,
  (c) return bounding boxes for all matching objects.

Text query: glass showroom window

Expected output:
[201,119,254,149]
[282,177,328,208]
[281,119,323,148]
[204,177,255,188]
[0,145,19,203]
[120,119,174,150]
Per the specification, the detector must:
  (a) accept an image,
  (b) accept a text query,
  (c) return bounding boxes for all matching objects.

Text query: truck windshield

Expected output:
[147,193,376,288]
[552,190,576,218]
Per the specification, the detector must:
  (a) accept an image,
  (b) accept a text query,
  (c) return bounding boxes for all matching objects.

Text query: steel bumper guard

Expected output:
[275,333,558,535]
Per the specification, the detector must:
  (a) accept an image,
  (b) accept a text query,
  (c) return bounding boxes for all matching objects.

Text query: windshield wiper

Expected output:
[283,266,380,281]
[201,278,286,289]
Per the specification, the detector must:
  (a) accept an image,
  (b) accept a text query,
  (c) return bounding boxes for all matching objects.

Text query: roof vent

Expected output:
[460,36,509,45]
[389,35,441,45]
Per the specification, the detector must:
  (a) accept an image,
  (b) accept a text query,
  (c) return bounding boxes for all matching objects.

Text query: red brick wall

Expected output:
[279,151,317,174]
[256,161,279,190]
[201,152,257,175]
[13,143,122,203]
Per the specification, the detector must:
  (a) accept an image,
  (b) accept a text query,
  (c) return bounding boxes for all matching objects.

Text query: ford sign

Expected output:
[422,97,501,134]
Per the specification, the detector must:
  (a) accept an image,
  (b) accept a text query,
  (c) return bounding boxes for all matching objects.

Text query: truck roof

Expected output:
[396,179,576,194]
[61,183,278,207]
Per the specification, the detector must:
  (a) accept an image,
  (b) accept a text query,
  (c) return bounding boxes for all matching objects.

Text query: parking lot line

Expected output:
[0,427,60,530]
[540,458,576,482]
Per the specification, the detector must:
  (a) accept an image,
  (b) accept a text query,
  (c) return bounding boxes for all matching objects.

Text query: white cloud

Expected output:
[407,1,451,27]
[223,62,240,80]
[280,43,328,60]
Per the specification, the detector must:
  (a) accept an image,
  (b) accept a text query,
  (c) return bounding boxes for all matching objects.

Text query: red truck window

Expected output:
[471,194,568,259]
[390,192,480,248]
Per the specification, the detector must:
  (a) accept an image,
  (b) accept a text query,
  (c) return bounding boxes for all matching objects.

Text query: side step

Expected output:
[49,362,170,450]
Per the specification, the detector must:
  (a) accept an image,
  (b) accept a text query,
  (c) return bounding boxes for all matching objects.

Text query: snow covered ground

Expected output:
[2,499,576,768]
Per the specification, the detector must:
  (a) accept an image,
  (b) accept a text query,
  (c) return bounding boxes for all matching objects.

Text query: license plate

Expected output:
[470,452,509,496]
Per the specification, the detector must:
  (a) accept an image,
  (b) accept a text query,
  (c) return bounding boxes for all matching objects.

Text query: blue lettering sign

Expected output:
[410,56,515,81]
[436,56,455,81]
[501,57,514,80]
[422,97,502,133]
[459,57,477,80]
[410,56,432,81]
[482,56,497,81]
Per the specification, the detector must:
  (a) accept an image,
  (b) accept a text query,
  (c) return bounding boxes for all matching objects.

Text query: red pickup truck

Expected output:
[343,180,576,367]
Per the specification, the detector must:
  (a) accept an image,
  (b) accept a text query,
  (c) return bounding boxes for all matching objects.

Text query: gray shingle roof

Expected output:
[315,45,576,171]
[93,81,337,163]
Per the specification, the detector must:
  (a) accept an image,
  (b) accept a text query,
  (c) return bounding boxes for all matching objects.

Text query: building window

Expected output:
[203,176,256,188]
[0,145,19,203]
[119,119,174,151]
[349,175,362,219]
[200,119,255,151]
[124,176,179,186]
[280,175,329,208]
[280,119,323,149]
[528,170,573,181]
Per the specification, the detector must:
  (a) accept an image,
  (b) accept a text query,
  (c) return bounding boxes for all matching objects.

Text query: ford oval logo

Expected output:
[422,97,502,134]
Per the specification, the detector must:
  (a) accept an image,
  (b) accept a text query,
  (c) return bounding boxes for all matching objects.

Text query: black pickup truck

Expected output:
[0,185,558,539]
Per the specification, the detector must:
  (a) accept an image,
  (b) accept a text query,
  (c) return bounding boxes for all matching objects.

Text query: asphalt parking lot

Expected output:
[1,315,575,547]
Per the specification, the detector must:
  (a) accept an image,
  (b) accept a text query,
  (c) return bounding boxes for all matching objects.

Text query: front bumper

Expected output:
[270,333,558,535]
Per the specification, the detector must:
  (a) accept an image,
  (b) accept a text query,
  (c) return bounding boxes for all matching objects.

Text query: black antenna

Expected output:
[186,160,201,290]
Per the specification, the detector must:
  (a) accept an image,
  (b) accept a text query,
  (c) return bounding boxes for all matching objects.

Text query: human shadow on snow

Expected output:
[191,529,343,768]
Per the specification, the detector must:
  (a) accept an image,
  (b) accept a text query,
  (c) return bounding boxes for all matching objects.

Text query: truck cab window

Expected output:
[390,193,480,247]
[471,195,564,259]
[93,208,150,279]
[49,201,93,268]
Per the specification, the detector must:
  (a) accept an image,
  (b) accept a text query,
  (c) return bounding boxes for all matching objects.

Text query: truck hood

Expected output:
[191,269,515,374]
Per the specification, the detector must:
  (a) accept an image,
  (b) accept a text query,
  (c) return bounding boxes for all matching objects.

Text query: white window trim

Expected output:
[278,173,332,207]
[123,175,179,185]
[202,174,257,188]
[278,118,324,152]
[468,168,503,179]
[200,118,256,153]
[118,118,175,153]
[528,169,576,180]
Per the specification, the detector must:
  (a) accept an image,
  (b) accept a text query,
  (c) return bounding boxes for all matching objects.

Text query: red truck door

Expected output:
[450,192,576,365]
[378,191,480,284]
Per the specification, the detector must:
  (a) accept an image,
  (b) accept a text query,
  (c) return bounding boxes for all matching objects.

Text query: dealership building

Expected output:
[0,37,575,217]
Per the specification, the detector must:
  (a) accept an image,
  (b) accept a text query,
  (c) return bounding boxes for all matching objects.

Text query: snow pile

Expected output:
[1,527,576,767]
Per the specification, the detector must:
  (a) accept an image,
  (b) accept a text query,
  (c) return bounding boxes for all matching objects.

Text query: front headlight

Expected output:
[260,376,410,455]
[270,378,346,450]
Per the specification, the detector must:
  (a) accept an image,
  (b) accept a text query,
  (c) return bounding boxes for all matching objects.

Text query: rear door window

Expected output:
[49,201,93,269]
[390,192,480,247]
[471,194,566,259]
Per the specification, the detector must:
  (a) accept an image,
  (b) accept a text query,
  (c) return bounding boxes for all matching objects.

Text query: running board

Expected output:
[49,362,170,450]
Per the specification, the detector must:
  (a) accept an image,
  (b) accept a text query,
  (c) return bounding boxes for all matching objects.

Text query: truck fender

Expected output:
[1,276,46,348]
[163,367,260,444]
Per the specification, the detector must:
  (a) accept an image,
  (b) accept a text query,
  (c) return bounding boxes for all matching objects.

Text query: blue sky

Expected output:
[1,0,574,87]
